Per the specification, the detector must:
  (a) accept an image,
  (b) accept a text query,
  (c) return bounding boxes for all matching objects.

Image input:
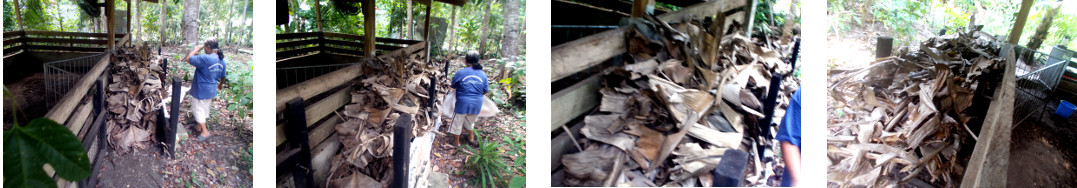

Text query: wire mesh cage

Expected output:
[276,63,357,89]
[1015,46,1076,124]
[43,53,106,108]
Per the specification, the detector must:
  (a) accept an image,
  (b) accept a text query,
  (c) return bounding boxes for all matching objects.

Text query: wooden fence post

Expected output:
[877,36,893,58]
[93,77,105,114]
[285,98,313,188]
[391,113,413,188]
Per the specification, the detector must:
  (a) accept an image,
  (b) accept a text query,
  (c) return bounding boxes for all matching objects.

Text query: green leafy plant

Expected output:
[871,0,929,45]
[3,87,92,188]
[222,61,254,120]
[463,130,511,188]
[504,132,526,188]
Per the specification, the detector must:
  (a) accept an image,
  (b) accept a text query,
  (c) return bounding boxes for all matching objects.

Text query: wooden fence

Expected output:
[276,32,423,61]
[275,40,427,188]
[549,0,749,177]
[4,30,127,57]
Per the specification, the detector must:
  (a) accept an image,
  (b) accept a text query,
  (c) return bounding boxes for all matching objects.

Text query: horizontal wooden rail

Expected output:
[551,0,746,81]
[24,31,127,38]
[277,32,421,45]
[276,41,425,114]
[3,30,127,54]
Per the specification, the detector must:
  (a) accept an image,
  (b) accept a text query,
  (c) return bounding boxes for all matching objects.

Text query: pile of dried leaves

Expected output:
[327,52,449,187]
[826,28,1004,187]
[105,44,168,153]
[560,14,799,187]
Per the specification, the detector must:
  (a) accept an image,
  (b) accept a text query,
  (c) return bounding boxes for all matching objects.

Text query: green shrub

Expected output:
[3,87,92,188]
[463,130,511,188]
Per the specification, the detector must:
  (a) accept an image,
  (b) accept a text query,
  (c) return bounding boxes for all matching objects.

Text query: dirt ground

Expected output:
[90,45,255,188]
[1009,98,1077,187]
[431,110,526,188]
[4,73,52,128]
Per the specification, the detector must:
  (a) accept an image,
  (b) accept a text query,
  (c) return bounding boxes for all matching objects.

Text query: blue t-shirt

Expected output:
[777,88,801,187]
[451,67,488,115]
[189,53,226,99]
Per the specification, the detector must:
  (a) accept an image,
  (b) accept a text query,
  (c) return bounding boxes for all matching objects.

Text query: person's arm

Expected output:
[781,141,801,186]
[218,62,228,90]
[183,45,204,63]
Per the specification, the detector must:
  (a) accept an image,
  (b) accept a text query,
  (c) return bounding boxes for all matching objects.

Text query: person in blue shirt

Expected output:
[182,39,227,141]
[449,51,488,146]
[776,88,801,186]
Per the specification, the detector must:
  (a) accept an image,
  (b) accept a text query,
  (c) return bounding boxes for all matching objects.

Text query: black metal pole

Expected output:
[391,114,413,188]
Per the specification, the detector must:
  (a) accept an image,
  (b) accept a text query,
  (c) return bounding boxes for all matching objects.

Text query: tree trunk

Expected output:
[240,0,249,46]
[135,0,140,41]
[1026,4,1062,51]
[501,0,519,59]
[225,0,236,45]
[477,2,492,55]
[13,0,24,30]
[406,0,412,39]
[447,6,457,53]
[289,0,299,33]
[160,0,167,44]
[314,0,322,32]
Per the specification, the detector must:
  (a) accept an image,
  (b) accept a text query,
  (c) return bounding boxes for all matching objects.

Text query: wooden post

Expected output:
[363,0,376,57]
[391,114,413,188]
[285,98,314,188]
[127,0,132,34]
[93,77,105,115]
[108,0,116,50]
[1009,0,1034,44]
[407,0,413,39]
[167,77,182,158]
[743,0,757,37]
[710,10,726,66]
[877,36,893,58]
[424,2,432,63]
[631,0,653,17]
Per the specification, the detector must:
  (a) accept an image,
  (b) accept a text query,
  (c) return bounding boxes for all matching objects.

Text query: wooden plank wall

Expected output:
[275,41,427,187]
[3,30,127,56]
[961,44,1017,187]
[549,0,753,181]
[276,32,422,61]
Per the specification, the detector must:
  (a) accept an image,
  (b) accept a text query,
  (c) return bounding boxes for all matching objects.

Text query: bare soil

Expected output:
[1009,99,1077,187]
[3,73,51,129]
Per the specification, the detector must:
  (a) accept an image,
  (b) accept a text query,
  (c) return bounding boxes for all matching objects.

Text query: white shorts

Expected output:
[190,98,212,124]
[448,113,478,135]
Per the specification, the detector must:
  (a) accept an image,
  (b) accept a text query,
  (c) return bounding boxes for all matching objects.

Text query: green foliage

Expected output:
[493,55,526,110]
[277,0,526,58]
[4,0,254,45]
[220,60,254,121]
[1018,1,1077,52]
[3,88,92,188]
[509,176,525,188]
[463,130,511,188]
[871,0,928,45]
[753,0,799,36]
[504,132,525,188]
